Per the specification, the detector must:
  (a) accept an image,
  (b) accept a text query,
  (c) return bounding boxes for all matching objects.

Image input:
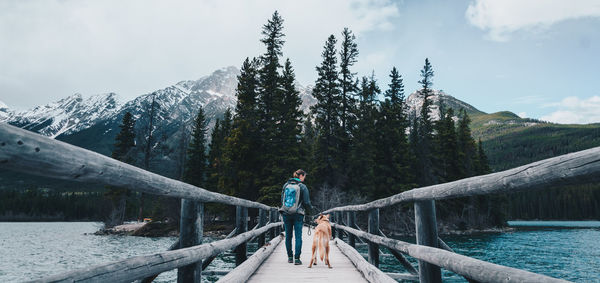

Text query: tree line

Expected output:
[172,12,498,229]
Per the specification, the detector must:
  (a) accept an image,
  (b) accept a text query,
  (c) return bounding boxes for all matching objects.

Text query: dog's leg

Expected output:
[308,236,317,268]
[325,242,332,268]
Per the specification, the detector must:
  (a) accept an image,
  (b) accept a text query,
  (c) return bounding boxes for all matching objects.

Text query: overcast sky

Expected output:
[1,0,599,124]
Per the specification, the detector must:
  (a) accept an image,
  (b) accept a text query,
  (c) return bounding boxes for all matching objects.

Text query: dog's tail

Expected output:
[319,232,326,261]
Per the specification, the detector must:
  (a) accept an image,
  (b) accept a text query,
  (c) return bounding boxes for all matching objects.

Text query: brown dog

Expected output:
[308,214,332,268]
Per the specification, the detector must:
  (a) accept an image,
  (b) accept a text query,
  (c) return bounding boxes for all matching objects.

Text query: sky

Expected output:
[0,0,599,124]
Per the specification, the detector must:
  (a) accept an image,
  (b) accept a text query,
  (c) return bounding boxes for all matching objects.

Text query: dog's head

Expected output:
[316,214,330,224]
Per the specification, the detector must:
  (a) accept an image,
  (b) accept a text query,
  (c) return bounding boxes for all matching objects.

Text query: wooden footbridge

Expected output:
[1,123,599,282]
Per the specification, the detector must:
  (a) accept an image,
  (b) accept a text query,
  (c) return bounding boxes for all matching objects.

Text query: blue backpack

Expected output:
[281,182,301,214]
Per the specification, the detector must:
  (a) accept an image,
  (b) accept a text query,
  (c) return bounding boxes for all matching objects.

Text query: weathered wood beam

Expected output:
[216,234,283,282]
[332,223,569,283]
[202,228,238,270]
[257,209,267,247]
[268,209,277,239]
[415,200,442,283]
[0,124,273,210]
[30,222,282,283]
[378,229,418,275]
[347,211,356,248]
[178,200,204,283]
[141,238,182,283]
[323,145,600,213]
[334,239,397,283]
[385,272,419,281]
[368,209,379,267]
[200,270,229,276]
[235,206,248,265]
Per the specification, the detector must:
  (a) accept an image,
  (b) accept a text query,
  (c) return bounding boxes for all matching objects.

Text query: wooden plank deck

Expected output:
[247,226,368,282]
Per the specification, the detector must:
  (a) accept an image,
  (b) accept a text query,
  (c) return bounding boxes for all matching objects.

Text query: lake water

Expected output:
[1,222,598,282]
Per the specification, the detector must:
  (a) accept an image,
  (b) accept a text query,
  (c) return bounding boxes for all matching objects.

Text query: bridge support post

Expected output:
[235,206,248,265]
[368,209,379,267]
[415,200,442,283]
[269,208,277,239]
[331,213,337,238]
[258,209,267,247]
[336,211,344,240]
[347,211,356,248]
[178,199,203,283]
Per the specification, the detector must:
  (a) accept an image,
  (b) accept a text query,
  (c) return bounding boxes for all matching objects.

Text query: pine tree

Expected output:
[349,75,379,197]
[208,109,232,193]
[311,34,342,189]
[415,58,436,186]
[259,58,304,205]
[456,108,477,177]
[105,112,136,227]
[300,116,317,188]
[257,10,285,153]
[184,108,208,188]
[475,138,491,175]
[223,58,261,200]
[374,67,413,198]
[338,28,359,183]
[433,106,461,182]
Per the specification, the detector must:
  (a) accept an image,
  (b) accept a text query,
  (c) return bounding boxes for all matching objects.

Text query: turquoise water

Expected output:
[368,222,600,282]
[0,222,598,282]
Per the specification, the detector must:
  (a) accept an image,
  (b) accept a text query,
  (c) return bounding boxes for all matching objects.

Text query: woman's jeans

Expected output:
[282,213,303,259]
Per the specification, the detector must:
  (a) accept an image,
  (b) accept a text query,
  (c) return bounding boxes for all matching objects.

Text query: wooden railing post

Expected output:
[347,211,356,248]
[368,208,379,267]
[336,211,344,240]
[269,208,277,239]
[415,200,442,283]
[178,200,203,283]
[331,213,337,238]
[235,206,248,265]
[258,209,267,247]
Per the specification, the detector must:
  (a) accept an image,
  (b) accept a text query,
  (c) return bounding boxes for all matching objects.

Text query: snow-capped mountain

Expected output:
[0,100,9,120]
[405,89,483,120]
[2,93,122,138]
[3,66,316,141]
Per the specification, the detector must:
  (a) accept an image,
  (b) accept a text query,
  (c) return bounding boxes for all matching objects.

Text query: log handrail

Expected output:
[0,123,274,210]
[29,222,282,283]
[323,146,600,213]
[332,223,568,283]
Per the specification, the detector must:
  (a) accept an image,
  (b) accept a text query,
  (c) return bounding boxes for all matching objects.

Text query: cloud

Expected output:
[540,96,600,124]
[0,0,399,110]
[465,0,600,41]
[517,112,527,118]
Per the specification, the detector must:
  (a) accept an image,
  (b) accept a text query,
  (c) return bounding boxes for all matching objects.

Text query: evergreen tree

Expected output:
[259,58,304,205]
[184,108,208,187]
[112,112,136,162]
[433,106,461,182]
[311,34,342,189]
[374,67,413,198]
[475,138,491,175]
[223,58,261,200]
[208,109,232,193]
[456,108,477,177]
[105,112,136,227]
[415,58,437,186]
[257,10,285,156]
[349,75,379,197]
[338,28,359,183]
[300,116,317,188]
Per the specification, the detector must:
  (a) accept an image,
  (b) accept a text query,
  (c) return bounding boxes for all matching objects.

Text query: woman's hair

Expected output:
[293,169,306,178]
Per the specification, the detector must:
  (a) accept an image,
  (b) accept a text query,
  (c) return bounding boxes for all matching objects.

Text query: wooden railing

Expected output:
[3,121,599,282]
[322,145,600,282]
[0,123,283,282]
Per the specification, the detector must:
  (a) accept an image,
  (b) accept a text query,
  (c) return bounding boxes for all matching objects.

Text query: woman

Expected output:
[280,169,314,265]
